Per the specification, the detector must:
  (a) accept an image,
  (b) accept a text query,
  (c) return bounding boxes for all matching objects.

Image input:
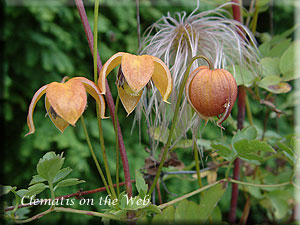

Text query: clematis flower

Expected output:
[98,52,172,115]
[26,77,106,136]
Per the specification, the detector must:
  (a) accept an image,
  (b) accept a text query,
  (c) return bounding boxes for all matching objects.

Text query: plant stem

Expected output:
[54,207,122,221]
[91,0,117,200]
[245,94,254,126]
[13,208,53,224]
[75,0,132,198]
[251,0,260,35]
[230,0,246,222]
[148,55,211,195]
[228,178,290,188]
[225,158,236,179]
[114,95,120,197]
[193,141,203,190]
[159,180,224,209]
[80,116,112,197]
[93,0,99,83]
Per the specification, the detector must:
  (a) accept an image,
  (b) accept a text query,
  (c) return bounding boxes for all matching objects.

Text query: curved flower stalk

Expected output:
[136,2,260,152]
[98,52,172,115]
[26,77,106,136]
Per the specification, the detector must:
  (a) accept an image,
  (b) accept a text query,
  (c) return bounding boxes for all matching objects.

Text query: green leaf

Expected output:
[198,182,227,223]
[141,204,161,214]
[135,171,148,199]
[261,57,280,77]
[267,38,291,57]
[53,167,72,183]
[174,199,201,223]
[0,185,16,196]
[151,205,174,224]
[233,139,274,165]
[210,205,222,223]
[29,175,47,185]
[228,65,256,87]
[258,75,281,89]
[55,178,85,189]
[25,183,47,197]
[280,40,300,81]
[16,189,28,198]
[232,126,257,145]
[37,152,65,183]
[210,142,235,161]
[277,141,295,164]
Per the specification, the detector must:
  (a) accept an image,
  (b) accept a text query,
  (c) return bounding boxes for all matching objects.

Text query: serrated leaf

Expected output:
[55,178,85,189]
[228,65,256,87]
[238,153,263,165]
[151,205,174,224]
[280,40,300,81]
[260,57,280,77]
[210,142,235,161]
[37,152,64,183]
[26,183,47,198]
[174,199,201,223]
[135,171,148,199]
[53,167,72,183]
[232,126,257,145]
[198,182,227,223]
[29,175,47,185]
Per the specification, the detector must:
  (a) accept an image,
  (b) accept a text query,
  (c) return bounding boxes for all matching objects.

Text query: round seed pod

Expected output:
[186,66,237,128]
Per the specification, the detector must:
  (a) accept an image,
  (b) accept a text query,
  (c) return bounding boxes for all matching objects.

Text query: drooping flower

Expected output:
[26,77,106,136]
[137,2,260,152]
[98,52,172,115]
[185,65,238,129]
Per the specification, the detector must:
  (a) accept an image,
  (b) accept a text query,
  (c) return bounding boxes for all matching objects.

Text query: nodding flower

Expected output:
[98,52,172,115]
[26,77,106,136]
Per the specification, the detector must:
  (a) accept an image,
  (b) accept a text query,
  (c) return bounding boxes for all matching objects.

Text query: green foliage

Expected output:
[2,0,298,224]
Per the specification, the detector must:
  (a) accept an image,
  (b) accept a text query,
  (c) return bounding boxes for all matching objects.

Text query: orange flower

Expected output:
[26,77,106,136]
[185,66,237,128]
[98,52,172,115]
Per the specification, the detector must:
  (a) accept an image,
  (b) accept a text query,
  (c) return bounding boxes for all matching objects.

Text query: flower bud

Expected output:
[186,66,237,128]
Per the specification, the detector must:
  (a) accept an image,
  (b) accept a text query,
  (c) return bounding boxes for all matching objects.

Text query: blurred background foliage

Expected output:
[2,0,296,224]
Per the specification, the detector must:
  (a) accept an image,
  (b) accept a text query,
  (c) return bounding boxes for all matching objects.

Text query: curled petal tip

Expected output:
[98,52,124,94]
[26,84,48,137]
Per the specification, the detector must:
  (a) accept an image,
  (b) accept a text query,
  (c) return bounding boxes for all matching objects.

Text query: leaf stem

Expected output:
[193,141,203,190]
[148,55,212,195]
[80,116,112,197]
[91,0,117,200]
[114,95,120,197]
[245,94,254,126]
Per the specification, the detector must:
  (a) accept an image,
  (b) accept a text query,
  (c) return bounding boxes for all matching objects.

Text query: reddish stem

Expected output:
[75,0,132,197]
[229,0,246,223]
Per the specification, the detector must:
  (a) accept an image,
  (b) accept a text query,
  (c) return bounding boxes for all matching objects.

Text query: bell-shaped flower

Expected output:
[98,52,172,115]
[26,77,106,136]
